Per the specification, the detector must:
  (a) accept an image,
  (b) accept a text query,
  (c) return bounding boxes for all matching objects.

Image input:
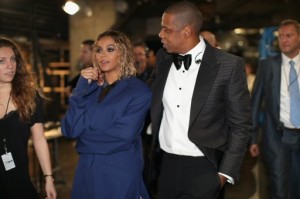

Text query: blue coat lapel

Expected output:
[99,79,128,106]
[88,79,129,125]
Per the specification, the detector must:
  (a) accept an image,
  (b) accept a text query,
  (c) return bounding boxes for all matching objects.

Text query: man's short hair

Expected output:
[165,1,203,34]
[279,19,300,34]
[82,39,95,50]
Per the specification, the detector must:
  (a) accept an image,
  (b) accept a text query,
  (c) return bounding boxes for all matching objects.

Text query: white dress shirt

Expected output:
[159,38,205,156]
[159,37,234,184]
[280,53,300,128]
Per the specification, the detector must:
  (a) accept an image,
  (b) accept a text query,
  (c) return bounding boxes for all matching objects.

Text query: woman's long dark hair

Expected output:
[0,36,42,122]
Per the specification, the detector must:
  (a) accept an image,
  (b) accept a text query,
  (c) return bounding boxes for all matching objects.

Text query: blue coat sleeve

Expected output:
[61,77,99,138]
[78,90,151,154]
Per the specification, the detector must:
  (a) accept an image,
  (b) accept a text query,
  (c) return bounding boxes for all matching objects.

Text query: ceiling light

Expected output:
[63,1,80,15]
[84,6,92,17]
[234,28,245,35]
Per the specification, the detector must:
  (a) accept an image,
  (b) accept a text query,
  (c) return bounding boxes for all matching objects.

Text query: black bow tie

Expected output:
[173,54,192,70]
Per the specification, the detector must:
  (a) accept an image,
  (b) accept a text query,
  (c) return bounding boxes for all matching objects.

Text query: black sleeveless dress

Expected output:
[0,96,43,199]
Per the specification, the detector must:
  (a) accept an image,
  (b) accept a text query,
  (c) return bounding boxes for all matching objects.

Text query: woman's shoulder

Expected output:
[124,77,151,93]
[125,77,149,87]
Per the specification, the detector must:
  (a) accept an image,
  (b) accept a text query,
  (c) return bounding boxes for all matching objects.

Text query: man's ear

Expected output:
[183,25,192,39]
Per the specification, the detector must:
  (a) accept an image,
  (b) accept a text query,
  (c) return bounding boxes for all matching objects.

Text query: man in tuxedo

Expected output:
[150,1,252,198]
[249,19,300,199]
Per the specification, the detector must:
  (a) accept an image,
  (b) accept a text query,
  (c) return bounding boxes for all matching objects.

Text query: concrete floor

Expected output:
[224,152,269,199]
[30,138,269,199]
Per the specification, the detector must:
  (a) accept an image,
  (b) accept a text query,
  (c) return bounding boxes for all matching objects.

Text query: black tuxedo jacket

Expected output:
[151,43,252,181]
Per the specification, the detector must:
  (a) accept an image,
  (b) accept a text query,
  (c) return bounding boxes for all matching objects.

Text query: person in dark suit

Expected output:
[68,39,95,91]
[150,1,252,199]
[249,19,300,199]
[61,30,151,199]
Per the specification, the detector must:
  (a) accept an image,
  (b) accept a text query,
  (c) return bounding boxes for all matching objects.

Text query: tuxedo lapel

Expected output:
[153,55,173,106]
[151,50,173,138]
[189,46,220,128]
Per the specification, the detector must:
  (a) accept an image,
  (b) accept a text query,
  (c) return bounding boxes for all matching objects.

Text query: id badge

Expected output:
[1,152,16,171]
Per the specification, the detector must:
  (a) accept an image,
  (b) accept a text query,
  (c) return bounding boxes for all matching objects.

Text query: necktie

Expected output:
[289,60,300,127]
[173,54,192,70]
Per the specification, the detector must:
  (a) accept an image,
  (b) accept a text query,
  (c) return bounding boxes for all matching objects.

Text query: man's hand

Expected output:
[249,144,260,157]
[219,174,227,188]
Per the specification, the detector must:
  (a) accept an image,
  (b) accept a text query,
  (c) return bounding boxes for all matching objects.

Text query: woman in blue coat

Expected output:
[61,30,151,199]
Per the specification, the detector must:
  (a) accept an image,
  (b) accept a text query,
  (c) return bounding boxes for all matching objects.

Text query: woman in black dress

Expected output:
[0,36,56,199]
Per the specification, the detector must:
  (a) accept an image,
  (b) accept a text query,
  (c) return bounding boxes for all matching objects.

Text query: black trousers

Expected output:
[157,152,221,199]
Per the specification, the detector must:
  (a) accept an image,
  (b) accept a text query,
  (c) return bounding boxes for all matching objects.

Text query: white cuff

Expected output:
[218,172,235,185]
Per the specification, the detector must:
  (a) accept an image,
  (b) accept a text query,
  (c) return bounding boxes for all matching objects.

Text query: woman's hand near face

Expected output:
[81,67,99,84]
[97,70,104,86]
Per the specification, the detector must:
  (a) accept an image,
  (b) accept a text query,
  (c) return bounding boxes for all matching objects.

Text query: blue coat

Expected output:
[61,76,151,199]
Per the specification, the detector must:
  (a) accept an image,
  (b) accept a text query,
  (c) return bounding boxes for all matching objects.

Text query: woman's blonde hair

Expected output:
[93,30,136,79]
[0,36,43,122]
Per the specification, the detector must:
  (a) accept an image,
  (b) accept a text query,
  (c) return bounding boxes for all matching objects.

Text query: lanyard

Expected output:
[1,93,11,154]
